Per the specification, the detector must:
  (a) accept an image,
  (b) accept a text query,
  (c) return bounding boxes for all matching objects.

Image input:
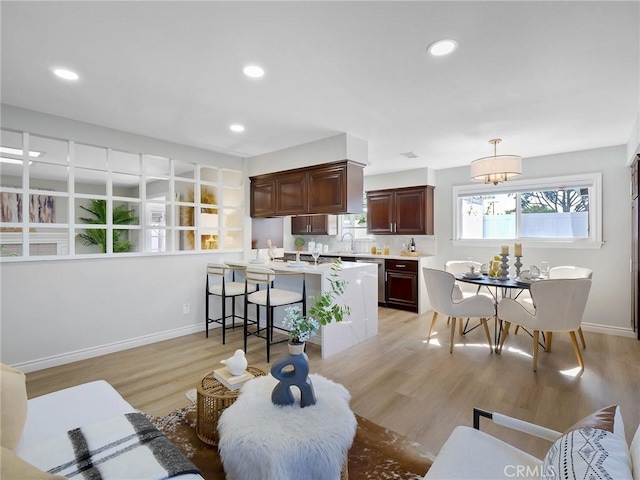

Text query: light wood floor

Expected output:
[26,307,640,460]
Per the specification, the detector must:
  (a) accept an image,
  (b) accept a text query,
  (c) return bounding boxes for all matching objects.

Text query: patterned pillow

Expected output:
[542,427,632,479]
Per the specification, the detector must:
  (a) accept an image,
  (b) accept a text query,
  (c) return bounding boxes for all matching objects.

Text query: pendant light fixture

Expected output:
[470,138,522,185]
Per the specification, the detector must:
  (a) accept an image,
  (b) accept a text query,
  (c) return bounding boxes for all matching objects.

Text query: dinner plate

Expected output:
[287,261,308,268]
[515,276,541,284]
[462,272,481,279]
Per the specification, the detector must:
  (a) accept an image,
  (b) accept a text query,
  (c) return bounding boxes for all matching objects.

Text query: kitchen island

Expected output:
[225,259,378,359]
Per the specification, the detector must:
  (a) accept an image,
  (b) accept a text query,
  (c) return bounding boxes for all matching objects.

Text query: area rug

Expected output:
[144,397,433,479]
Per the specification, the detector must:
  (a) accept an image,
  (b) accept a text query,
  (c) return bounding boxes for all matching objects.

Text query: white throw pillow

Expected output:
[542,427,632,479]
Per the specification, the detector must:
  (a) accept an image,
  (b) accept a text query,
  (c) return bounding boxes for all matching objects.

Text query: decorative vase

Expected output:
[288,341,305,355]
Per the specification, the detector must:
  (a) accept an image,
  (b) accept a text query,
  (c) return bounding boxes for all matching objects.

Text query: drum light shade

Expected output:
[470,139,522,185]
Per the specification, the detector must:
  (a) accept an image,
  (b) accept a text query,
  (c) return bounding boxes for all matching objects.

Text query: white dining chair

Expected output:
[549,266,593,348]
[444,260,484,300]
[497,278,592,372]
[516,265,592,349]
[423,268,494,354]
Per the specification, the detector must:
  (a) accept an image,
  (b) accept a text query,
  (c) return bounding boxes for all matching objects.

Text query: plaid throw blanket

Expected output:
[20,413,200,479]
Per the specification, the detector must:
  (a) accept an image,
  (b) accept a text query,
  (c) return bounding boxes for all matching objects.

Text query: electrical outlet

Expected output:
[183,303,190,315]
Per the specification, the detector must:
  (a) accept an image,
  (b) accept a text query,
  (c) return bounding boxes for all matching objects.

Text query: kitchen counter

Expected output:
[285,250,432,261]
[226,259,378,359]
[284,251,435,314]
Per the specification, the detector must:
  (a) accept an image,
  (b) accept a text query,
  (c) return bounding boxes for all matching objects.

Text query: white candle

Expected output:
[514,243,522,257]
[501,245,509,255]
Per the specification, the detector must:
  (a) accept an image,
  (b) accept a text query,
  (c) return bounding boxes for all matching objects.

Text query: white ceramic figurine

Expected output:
[221,349,248,376]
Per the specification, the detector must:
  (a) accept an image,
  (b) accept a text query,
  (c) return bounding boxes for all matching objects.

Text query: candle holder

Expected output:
[514,256,523,278]
[499,253,509,280]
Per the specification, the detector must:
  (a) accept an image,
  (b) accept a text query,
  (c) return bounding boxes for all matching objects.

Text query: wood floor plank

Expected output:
[25,306,640,461]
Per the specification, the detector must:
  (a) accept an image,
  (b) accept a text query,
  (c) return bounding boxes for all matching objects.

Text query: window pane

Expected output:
[460,194,516,239]
[175,161,195,180]
[30,162,68,192]
[111,150,139,175]
[0,192,23,223]
[201,166,218,183]
[29,193,65,224]
[521,188,589,238]
[1,130,24,187]
[0,228,23,257]
[75,167,107,195]
[76,143,107,170]
[113,172,141,199]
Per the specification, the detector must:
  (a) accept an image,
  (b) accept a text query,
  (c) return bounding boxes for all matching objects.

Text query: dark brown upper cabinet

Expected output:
[366,185,434,235]
[291,215,338,235]
[249,160,365,218]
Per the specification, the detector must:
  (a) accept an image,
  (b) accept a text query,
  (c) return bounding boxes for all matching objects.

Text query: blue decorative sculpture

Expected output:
[270,353,316,408]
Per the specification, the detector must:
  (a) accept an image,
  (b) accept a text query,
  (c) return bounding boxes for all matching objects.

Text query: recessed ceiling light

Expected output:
[427,39,458,57]
[230,124,245,133]
[53,68,79,81]
[243,65,264,78]
[0,146,43,158]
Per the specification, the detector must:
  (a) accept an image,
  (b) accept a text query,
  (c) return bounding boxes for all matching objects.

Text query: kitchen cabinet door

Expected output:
[395,188,428,235]
[250,178,276,217]
[385,259,418,312]
[367,191,394,234]
[291,215,311,235]
[366,185,434,235]
[276,171,307,215]
[307,164,346,214]
[291,215,338,235]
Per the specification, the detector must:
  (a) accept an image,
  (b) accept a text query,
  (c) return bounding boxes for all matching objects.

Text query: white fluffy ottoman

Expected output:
[218,374,356,480]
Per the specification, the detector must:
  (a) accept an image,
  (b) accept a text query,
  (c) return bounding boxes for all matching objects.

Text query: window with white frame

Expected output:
[453,173,602,247]
[0,128,244,260]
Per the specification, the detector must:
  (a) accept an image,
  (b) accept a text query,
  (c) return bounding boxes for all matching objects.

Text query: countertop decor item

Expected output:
[219,349,248,376]
[294,236,305,251]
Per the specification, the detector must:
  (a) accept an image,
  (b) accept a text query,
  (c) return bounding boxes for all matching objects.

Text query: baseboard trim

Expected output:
[581,322,637,338]
[14,324,205,373]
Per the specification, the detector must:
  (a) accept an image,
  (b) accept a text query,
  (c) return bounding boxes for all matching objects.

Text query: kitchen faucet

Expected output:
[341,232,355,253]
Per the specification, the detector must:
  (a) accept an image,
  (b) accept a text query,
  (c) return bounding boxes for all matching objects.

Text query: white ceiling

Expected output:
[1,1,638,176]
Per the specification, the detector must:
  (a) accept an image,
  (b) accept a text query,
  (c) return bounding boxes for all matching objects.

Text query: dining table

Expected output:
[455,273,534,352]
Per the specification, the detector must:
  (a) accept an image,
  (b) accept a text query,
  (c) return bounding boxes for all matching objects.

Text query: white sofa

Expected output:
[1,363,203,480]
[425,406,639,479]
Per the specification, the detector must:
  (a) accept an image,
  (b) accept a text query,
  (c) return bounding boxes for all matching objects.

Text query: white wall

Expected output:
[0,105,245,371]
[434,145,634,335]
[247,132,367,176]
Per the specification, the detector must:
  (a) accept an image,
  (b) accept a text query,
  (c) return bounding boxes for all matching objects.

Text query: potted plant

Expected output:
[283,306,320,354]
[77,199,138,253]
[282,259,352,354]
[294,236,305,251]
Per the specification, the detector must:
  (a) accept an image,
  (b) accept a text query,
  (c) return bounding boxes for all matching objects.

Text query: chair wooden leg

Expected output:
[514,325,520,335]
[458,318,463,336]
[498,321,511,353]
[449,317,456,354]
[578,327,586,349]
[570,331,585,370]
[545,331,553,352]
[481,318,493,352]
[532,330,540,372]
[427,311,439,339]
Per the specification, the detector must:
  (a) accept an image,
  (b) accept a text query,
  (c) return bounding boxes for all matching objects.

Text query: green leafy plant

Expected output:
[308,258,351,326]
[283,306,320,343]
[294,237,305,247]
[77,199,138,253]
